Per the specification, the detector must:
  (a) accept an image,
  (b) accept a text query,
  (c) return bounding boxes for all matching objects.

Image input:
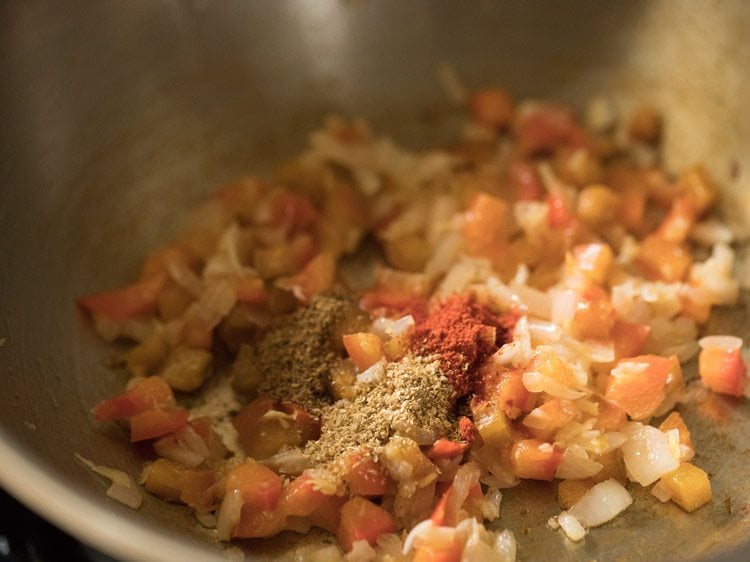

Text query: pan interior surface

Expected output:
[0,1,748,561]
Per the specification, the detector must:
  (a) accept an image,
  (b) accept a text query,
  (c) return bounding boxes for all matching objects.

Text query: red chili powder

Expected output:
[409,294,515,399]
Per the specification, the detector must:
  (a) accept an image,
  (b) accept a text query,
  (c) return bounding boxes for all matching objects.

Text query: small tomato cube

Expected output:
[77,273,167,320]
[337,496,398,552]
[635,235,692,282]
[510,439,563,481]
[129,408,190,442]
[463,192,509,257]
[226,461,283,513]
[604,355,671,420]
[658,411,693,449]
[342,332,385,372]
[342,451,389,497]
[698,336,747,397]
[92,376,175,421]
[469,88,514,129]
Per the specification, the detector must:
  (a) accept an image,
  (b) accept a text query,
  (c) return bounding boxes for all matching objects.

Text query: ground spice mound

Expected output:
[304,355,454,464]
[255,294,348,412]
[410,294,514,399]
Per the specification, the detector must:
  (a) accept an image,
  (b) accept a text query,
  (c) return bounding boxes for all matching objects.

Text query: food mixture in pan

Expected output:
[78,89,749,561]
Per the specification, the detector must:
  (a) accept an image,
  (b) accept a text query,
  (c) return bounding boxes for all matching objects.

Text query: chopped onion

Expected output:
[493,529,517,562]
[402,520,434,554]
[557,512,586,542]
[527,319,563,343]
[356,360,386,384]
[510,283,552,319]
[698,335,743,352]
[217,488,243,541]
[620,423,679,486]
[345,540,376,562]
[567,479,633,527]
[555,450,603,479]
[522,371,585,400]
[550,289,578,326]
[75,454,143,509]
[444,462,480,524]
[479,488,503,521]
[495,316,532,366]
[195,511,217,528]
[262,449,314,475]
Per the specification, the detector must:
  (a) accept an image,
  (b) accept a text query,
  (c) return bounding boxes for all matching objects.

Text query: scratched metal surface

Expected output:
[0,1,748,561]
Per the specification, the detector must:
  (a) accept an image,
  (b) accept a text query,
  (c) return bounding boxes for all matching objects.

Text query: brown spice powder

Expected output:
[304,355,454,465]
[255,294,348,412]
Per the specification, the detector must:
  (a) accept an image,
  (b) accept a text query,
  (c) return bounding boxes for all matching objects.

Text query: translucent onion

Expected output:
[522,371,585,400]
[402,520,456,554]
[356,360,386,384]
[567,479,633,527]
[698,335,743,352]
[262,449,314,475]
[75,454,143,509]
[555,450,603,479]
[557,512,586,542]
[620,423,679,486]
[346,540,377,562]
[217,488,243,541]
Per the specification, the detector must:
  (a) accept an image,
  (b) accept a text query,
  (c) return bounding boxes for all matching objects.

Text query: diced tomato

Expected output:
[359,268,430,319]
[232,396,276,451]
[517,104,587,155]
[337,496,398,552]
[570,296,617,340]
[635,235,692,282]
[342,451,389,497]
[129,408,190,442]
[92,376,175,420]
[618,185,647,234]
[457,416,480,445]
[478,362,537,419]
[659,411,694,449]
[278,401,322,443]
[604,355,672,420]
[281,472,335,517]
[568,243,614,285]
[657,196,696,243]
[427,438,471,461]
[522,399,579,438]
[307,494,347,534]
[342,332,385,371]
[268,192,318,237]
[546,192,575,230]
[234,275,268,304]
[469,88,514,129]
[430,487,451,526]
[611,320,651,359]
[282,252,336,301]
[180,469,218,511]
[593,398,627,432]
[77,273,167,320]
[463,192,509,257]
[508,159,543,201]
[510,439,563,481]
[226,461,283,512]
[698,340,747,397]
[233,507,287,539]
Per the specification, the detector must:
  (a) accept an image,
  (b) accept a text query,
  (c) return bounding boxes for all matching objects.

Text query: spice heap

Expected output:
[305,355,454,464]
[410,294,515,399]
[255,294,349,412]
[80,90,749,561]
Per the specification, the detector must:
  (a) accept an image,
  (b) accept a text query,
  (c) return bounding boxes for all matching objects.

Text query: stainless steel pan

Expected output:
[1,1,748,560]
